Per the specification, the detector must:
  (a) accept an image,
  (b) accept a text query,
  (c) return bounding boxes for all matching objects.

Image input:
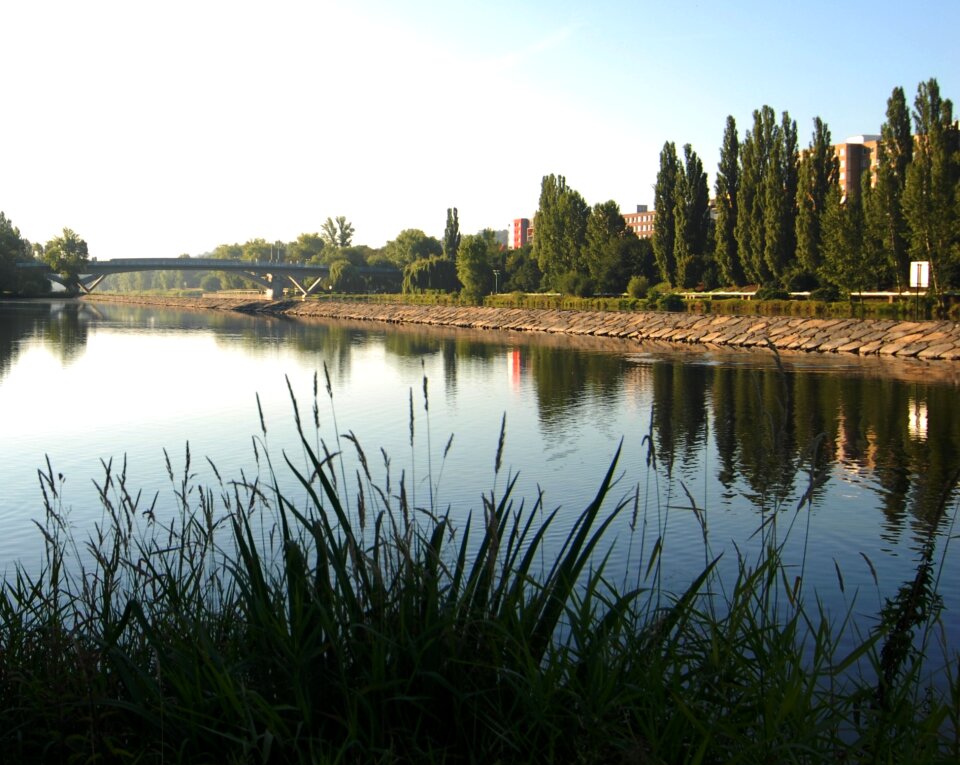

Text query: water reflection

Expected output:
[3,299,958,550]
[0,301,94,378]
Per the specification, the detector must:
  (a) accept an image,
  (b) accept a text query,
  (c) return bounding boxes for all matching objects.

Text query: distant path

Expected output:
[83,294,960,362]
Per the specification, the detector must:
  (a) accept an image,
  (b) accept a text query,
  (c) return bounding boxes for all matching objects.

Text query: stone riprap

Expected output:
[83,295,960,361]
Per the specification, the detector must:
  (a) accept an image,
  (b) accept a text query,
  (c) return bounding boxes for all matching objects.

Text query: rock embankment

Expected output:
[256,301,960,361]
[85,295,960,360]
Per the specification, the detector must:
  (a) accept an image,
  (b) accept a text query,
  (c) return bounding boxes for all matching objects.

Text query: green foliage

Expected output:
[385,228,443,268]
[503,244,543,292]
[810,284,841,302]
[795,117,839,274]
[627,274,650,299]
[736,106,797,286]
[556,269,596,297]
[533,174,589,289]
[674,143,711,288]
[655,292,685,311]
[820,179,882,295]
[443,207,461,260]
[653,142,679,284]
[0,211,47,295]
[456,233,497,300]
[402,255,460,294]
[321,215,354,249]
[199,273,222,292]
[903,78,960,305]
[753,285,790,300]
[286,232,326,263]
[872,86,914,290]
[42,227,89,283]
[329,259,364,292]
[582,200,642,293]
[715,116,745,286]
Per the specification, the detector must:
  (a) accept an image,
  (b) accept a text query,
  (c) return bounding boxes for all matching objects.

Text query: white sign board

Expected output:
[910,261,930,289]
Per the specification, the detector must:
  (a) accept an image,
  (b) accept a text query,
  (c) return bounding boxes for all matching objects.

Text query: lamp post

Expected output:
[493,269,500,295]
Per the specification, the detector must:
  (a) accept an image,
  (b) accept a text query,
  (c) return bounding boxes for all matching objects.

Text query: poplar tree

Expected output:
[714,116,744,285]
[736,107,776,284]
[903,78,959,299]
[675,144,710,288]
[443,207,461,260]
[653,142,679,284]
[795,117,839,277]
[763,111,798,284]
[821,176,869,295]
[872,87,914,290]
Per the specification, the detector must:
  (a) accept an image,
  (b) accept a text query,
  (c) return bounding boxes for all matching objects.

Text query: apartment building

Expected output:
[834,134,880,199]
[511,218,533,249]
[623,205,656,239]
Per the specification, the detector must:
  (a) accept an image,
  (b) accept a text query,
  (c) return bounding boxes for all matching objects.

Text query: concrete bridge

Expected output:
[17,258,398,299]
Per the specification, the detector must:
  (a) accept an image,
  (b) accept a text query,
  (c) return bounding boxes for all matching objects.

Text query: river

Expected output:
[1,298,958,650]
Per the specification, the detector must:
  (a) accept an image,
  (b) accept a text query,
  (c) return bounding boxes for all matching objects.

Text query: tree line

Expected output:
[670,78,959,303]
[3,77,955,304]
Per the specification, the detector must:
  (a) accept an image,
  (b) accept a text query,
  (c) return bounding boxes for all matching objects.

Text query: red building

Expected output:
[512,218,532,249]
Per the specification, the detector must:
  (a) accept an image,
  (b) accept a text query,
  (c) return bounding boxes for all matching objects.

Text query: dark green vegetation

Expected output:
[664,79,960,307]
[1,370,958,763]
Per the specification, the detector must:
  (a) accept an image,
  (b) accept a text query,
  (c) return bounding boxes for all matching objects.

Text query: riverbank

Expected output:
[84,293,960,361]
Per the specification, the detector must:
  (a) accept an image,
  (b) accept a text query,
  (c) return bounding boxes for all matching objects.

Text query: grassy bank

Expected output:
[1,377,958,763]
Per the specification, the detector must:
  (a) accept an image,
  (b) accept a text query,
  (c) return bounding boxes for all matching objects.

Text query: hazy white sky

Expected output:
[2,0,957,259]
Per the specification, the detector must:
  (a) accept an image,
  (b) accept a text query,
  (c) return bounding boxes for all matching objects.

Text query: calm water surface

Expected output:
[1,299,958,646]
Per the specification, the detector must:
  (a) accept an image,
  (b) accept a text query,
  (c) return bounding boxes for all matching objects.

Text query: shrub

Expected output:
[557,271,596,297]
[754,286,790,301]
[656,292,685,312]
[810,285,842,302]
[627,275,650,299]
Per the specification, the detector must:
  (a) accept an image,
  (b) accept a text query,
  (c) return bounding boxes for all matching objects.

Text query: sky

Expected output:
[2,0,958,259]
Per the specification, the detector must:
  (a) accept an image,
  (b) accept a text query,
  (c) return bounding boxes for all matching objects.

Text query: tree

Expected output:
[443,207,461,260]
[321,216,354,249]
[763,111,798,285]
[674,144,710,288]
[503,244,543,292]
[532,174,589,289]
[287,233,326,264]
[903,78,959,300]
[43,228,89,286]
[384,229,443,268]
[329,260,364,293]
[821,176,870,295]
[714,116,744,286]
[872,86,914,290]
[241,238,272,262]
[0,212,33,294]
[583,200,635,293]
[653,142,679,284]
[735,106,797,286]
[402,256,460,293]
[795,117,839,277]
[457,231,500,300]
[200,273,222,292]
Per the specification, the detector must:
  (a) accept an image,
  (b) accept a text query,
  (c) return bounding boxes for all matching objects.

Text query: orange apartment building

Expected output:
[833,134,880,199]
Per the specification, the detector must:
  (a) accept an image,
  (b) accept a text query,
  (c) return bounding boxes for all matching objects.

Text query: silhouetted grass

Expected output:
[0,375,957,763]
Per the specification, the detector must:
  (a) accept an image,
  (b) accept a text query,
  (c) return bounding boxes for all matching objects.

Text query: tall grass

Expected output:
[0,375,957,763]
